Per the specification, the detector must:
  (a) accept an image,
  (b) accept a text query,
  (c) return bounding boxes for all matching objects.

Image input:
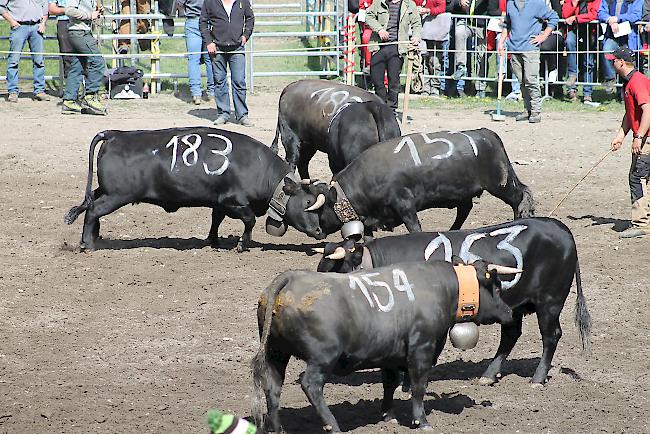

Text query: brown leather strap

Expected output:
[453,265,480,321]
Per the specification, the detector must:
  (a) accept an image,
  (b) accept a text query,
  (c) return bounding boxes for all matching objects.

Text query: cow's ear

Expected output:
[282,177,301,195]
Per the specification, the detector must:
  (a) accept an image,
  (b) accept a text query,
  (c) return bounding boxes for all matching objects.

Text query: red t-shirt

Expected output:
[624,71,650,134]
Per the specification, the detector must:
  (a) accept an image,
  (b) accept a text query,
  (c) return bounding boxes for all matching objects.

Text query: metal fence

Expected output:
[0,0,341,93]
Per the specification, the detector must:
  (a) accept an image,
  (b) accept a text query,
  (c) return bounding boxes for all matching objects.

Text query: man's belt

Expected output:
[18,20,40,25]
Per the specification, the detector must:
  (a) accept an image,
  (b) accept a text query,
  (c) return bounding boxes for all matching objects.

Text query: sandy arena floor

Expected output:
[0,90,648,433]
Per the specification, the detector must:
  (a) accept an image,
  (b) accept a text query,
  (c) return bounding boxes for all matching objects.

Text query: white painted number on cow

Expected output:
[310,87,363,116]
[164,133,232,176]
[393,132,479,165]
[349,269,415,312]
[423,225,527,289]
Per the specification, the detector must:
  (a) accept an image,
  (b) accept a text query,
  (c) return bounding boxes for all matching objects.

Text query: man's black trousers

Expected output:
[370,44,403,112]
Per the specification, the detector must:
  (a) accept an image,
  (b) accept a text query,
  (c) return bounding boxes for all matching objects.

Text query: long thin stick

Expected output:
[548,149,613,217]
[402,49,415,123]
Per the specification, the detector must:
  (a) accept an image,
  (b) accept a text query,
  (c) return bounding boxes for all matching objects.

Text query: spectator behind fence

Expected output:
[418,0,451,97]
[179,0,215,105]
[538,0,564,98]
[1,0,50,102]
[450,0,498,97]
[118,0,151,54]
[366,0,422,114]
[498,0,558,123]
[598,0,643,94]
[200,0,255,126]
[62,0,108,115]
[607,46,650,238]
[563,0,601,103]
[359,0,375,75]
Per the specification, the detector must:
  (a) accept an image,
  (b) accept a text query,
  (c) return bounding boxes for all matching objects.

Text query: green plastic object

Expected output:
[206,409,258,434]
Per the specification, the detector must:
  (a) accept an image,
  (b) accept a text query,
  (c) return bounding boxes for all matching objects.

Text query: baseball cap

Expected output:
[605,46,635,62]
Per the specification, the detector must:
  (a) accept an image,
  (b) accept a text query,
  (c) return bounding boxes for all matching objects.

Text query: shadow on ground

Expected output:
[567,214,629,232]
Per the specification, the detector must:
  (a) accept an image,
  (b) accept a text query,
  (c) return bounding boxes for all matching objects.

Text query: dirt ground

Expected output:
[0,89,648,434]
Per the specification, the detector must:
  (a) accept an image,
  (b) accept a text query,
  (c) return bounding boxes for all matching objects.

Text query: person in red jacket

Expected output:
[417,0,450,97]
[359,0,374,73]
[563,0,601,103]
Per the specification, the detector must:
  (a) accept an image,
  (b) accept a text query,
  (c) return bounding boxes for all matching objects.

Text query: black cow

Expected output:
[315,217,591,386]
[270,79,401,178]
[308,128,535,236]
[251,260,515,432]
[64,127,327,251]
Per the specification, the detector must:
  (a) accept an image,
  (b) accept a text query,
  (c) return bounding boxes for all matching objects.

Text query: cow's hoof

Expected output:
[478,376,497,386]
[236,243,249,253]
[79,243,95,252]
[382,412,398,423]
[412,420,432,430]
[530,382,545,389]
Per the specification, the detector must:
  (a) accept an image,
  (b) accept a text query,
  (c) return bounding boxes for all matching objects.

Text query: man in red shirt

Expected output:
[608,46,650,238]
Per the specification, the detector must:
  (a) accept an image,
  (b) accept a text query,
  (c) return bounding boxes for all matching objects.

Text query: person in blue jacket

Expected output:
[598,0,643,93]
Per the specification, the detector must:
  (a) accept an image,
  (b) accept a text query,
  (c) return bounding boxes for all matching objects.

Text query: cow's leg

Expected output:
[531,304,563,386]
[301,362,340,432]
[407,344,436,430]
[81,194,130,250]
[207,208,226,247]
[297,146,317,179]
[401,213,422,233]
[479,310,524,385]
[450,200,473,230]
[228,206,256,253]
[380,368,400,423]
[264,351,290,433]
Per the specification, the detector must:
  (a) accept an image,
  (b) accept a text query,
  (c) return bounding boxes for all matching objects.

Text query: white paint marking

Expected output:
[424,233,453,261]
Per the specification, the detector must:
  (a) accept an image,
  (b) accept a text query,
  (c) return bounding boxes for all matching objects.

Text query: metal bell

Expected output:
[449,322,479,350]
[265,217,287,237]
[341,220,364,240]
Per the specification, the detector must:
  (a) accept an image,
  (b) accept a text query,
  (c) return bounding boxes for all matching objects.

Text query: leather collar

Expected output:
[453,265,480,321]
[331,180,360,223]
[267,172,299,222]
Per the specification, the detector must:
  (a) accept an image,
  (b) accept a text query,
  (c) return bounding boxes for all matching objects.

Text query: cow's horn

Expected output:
[305,194,326,211]
[300,179,312,185]
[312,247,325,254]
[325,247,346,260]
[487,264,523,275]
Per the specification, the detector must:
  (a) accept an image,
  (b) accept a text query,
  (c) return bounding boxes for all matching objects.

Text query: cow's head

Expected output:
[315,238,363,272]
[471,260,516,326]
[304,182,345,235]
[280,177,327,240]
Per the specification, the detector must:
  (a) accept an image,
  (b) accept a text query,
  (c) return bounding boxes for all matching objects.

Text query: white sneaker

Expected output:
[505,91,522,101]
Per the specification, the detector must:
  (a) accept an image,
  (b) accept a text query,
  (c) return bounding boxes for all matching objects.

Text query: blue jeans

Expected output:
[566,27,594,96]
[185,18,214,97]
[64,29,106,100]
[602,37,624,81]
[7,24,45,94]
[212,47,248,121]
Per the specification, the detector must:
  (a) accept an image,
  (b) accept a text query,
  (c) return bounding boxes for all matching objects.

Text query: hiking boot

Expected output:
[566,74,577,87]
[81,93,107,115]
[505,91,521,101]
[33,92,50,101]
[192,95,201,105]
[451,65,466,81]
[515,111,531,121]
[528,112,541,123]
[568,90,578,102]
[604,79,617,94]
[213,116,228,126]
[61,99,82,114]
[239,116,254,127]
[619,227,649,238]
[7,93,18,103]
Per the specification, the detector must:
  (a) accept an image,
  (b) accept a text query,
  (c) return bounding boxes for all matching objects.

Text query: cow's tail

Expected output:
[368,101,401,142]
[251,273,290,428]
[64,131,109,224]
[573,256,592,352]
[270,116,280,154]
